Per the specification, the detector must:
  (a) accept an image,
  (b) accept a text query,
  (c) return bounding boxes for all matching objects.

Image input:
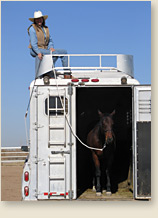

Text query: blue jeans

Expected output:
[30,48,68,67]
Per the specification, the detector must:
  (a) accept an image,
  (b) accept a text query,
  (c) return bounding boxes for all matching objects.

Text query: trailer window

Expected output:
[45,96,68,116]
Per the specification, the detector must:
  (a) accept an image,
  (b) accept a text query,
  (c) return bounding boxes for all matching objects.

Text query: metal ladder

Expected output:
[47,88,68,197]
[48,156,67,198]
[47,89,66,147]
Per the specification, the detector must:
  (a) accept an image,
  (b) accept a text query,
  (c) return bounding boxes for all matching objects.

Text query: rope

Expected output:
[53,69,106,152]
[24,55,106,151]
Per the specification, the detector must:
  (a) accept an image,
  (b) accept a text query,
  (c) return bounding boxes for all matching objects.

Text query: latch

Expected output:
[51,150,70,155]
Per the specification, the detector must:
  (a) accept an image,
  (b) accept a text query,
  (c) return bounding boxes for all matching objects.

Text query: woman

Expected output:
[28,11,70,77]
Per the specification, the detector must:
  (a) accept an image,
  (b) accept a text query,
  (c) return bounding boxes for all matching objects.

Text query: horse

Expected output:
[87,110,116,196]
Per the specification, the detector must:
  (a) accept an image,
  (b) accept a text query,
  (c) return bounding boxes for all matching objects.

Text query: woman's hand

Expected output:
[38,53,43,60]
[50,48,55,52]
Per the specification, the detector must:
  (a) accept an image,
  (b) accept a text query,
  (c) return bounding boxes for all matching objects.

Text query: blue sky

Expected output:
[1,1,151,147]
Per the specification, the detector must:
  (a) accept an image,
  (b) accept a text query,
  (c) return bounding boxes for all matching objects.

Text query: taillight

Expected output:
[71,79,79,82]
[81,79,89,82]
[24,186,29,196]
[91,79,99,82]
[24,171,29,182]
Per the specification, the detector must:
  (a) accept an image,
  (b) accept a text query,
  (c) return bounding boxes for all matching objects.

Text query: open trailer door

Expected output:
[133,85,151,200]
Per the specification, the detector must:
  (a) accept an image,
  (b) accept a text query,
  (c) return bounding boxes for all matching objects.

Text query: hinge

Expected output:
[35,92,44,98]
[34,122,44,131]
[68,190,74,199]
[68,142,74,146]
[28,156,38,164]
[68,83,74,95]
[34,189,38,198]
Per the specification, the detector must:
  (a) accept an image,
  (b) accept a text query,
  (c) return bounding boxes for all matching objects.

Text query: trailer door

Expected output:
[37,86,76,200]
[133,85,151,199]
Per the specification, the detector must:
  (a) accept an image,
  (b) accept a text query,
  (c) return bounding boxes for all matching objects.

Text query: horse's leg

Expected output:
[105,155,114,195]
[101,161,106,193]
[92,151,102,196]
[106,168,112,195]
[95,166,102,196]
[92,177,96,191]
[92,157,96,191]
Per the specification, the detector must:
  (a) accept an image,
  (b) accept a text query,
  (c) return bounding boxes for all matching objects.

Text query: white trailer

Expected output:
[22,54,151,200]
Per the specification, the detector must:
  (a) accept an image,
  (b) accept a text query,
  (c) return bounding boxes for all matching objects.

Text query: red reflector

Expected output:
[81,79,89,82]
[44,192,48,196]
[50,192,57,195]
[24,186,29,196]
[91,79,99,82]
[60,193,65,196]
[71,79,79,82]
[24,171,29,182]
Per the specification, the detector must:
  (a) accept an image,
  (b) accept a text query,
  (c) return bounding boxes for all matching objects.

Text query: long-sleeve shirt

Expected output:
[29,25,54,54]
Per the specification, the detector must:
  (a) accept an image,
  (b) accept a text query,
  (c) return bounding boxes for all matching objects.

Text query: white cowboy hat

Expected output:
[29,11,48,22]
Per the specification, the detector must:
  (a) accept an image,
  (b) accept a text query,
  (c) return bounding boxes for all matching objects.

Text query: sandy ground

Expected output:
[1,164,24,201]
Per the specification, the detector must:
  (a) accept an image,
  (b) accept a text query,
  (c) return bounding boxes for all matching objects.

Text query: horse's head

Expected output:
[98,110,115,144]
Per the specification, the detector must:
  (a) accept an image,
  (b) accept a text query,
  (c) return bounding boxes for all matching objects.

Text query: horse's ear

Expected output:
[98,110,103,117]
[110,110,115,117]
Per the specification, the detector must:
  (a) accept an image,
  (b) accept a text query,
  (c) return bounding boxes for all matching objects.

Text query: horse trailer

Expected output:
[22,54,151,201]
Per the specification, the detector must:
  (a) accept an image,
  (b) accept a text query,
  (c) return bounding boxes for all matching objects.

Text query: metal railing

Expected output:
[35,54,134,78]
[51,54,118,70]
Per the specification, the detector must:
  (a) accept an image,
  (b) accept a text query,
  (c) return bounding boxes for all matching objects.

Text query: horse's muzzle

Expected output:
[106,137,114,144]
[105,131,114,144]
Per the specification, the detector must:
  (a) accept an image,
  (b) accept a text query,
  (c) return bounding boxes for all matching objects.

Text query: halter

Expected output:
[104,129,113,133]
[102,143,107,150]
[102,129,114,150]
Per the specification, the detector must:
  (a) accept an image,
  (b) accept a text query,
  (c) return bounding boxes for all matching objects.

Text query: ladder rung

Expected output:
[49,161,64,164]
[49,142,65,146]
[48,109,64,111]
[49,177,64,180]
[49,125,64,129]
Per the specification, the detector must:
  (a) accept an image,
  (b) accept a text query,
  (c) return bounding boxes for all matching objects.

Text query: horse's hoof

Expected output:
[92,186,96,191]
[106,191,112,196]
[96,192,102,196]
[102,189,106,193]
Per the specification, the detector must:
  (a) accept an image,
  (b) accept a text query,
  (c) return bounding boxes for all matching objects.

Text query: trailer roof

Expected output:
[30,70,140,87]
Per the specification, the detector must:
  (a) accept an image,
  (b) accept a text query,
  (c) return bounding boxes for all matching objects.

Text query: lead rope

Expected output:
[53,69,106,152]
[24,57,106,151]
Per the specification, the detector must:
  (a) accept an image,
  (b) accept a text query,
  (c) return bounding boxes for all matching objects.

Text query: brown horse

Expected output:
[87,110,116,196]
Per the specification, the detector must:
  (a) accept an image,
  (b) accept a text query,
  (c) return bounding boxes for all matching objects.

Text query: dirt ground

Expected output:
[1,164,24,201]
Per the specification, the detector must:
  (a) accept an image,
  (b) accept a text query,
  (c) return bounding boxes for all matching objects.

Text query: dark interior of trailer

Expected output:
[76,87,133,198]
